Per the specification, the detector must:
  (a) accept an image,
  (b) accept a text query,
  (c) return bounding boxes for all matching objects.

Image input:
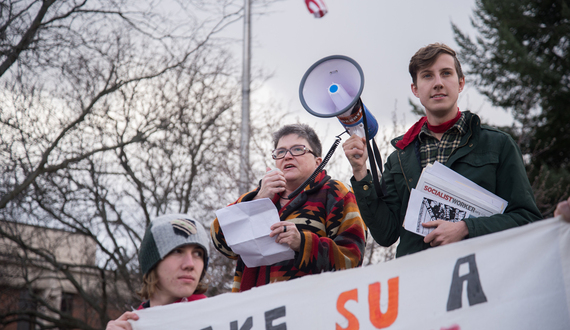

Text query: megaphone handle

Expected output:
[352,129,364,159]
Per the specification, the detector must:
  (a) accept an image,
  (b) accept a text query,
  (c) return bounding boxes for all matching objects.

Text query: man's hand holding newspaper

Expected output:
[422,219,469,246]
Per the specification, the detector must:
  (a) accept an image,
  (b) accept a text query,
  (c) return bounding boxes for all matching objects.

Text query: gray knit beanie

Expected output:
[138,214,210,275]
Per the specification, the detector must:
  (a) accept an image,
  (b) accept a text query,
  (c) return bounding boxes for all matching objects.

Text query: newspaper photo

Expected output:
[404,188,471,236]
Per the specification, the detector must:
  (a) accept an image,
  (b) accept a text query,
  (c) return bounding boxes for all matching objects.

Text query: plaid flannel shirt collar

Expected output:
[418,112,469,166]
[418,112,468,142]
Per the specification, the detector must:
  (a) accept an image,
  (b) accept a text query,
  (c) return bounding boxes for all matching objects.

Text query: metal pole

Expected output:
[239,0,251,194]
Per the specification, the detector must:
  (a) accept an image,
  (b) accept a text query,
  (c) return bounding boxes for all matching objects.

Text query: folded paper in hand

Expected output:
[404,162,508,236]
[215,198,294,267]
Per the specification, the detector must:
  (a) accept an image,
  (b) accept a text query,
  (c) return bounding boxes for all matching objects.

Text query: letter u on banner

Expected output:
[369,277,399,329]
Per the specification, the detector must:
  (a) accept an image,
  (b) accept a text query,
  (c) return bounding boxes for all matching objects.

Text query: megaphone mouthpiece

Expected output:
[299,55,378,140]
[299,55,364,117]
[328,82,354,113]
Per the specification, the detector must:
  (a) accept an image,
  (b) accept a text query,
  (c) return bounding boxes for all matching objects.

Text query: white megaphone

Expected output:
[299,55,378,139]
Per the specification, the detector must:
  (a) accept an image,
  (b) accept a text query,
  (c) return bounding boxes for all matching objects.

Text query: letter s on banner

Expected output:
[336,289,359,330]
[369,277,399,329]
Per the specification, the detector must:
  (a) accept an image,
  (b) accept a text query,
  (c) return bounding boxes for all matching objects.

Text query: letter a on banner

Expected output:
[447,254,487,311]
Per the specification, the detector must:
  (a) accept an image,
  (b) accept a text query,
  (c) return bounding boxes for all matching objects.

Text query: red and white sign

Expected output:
[132,217,570,329]
[305,0,328,18]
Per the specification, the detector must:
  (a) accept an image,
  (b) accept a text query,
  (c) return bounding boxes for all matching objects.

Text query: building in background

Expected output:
[0,220,123,330]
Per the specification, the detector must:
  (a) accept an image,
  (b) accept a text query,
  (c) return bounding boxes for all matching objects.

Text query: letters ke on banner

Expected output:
[131,217,570,330]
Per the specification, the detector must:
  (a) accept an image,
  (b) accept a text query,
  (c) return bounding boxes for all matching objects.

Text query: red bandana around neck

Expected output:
[395,109,461,149]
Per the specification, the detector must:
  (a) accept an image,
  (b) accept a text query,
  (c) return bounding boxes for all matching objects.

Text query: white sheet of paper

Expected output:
[215,198,294,267]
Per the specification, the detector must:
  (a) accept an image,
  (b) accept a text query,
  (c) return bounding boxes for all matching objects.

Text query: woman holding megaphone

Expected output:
[211,124,366,292]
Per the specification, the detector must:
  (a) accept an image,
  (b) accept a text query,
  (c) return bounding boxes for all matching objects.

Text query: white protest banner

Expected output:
[131,217,570,330]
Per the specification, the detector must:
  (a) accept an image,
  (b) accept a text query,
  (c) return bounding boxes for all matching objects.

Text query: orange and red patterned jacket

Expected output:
[211,171,366,292]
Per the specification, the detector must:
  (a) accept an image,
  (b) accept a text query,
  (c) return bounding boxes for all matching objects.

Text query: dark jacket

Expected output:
[351,111,542,257]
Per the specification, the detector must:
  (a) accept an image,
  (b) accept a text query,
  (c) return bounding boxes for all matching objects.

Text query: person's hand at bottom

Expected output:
[423,220,469,247]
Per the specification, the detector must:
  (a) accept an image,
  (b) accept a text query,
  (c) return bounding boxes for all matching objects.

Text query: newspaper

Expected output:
[417,162,508,212]
[404,162,508,236]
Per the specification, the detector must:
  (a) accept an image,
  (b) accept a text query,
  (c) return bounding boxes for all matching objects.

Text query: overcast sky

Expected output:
[220,0,514,175]
[237,0,514,123]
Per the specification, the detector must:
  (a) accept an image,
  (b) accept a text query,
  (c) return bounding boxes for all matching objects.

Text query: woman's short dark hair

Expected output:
[272,124,322,157]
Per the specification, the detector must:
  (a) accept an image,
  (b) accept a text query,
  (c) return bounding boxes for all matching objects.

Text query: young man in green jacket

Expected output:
[343,43,542,257]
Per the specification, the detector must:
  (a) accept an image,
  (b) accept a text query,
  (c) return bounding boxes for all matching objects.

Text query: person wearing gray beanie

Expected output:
[106,214,210,330]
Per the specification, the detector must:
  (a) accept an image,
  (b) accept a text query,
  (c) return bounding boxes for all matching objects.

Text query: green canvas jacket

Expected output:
[351,111,542,257]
